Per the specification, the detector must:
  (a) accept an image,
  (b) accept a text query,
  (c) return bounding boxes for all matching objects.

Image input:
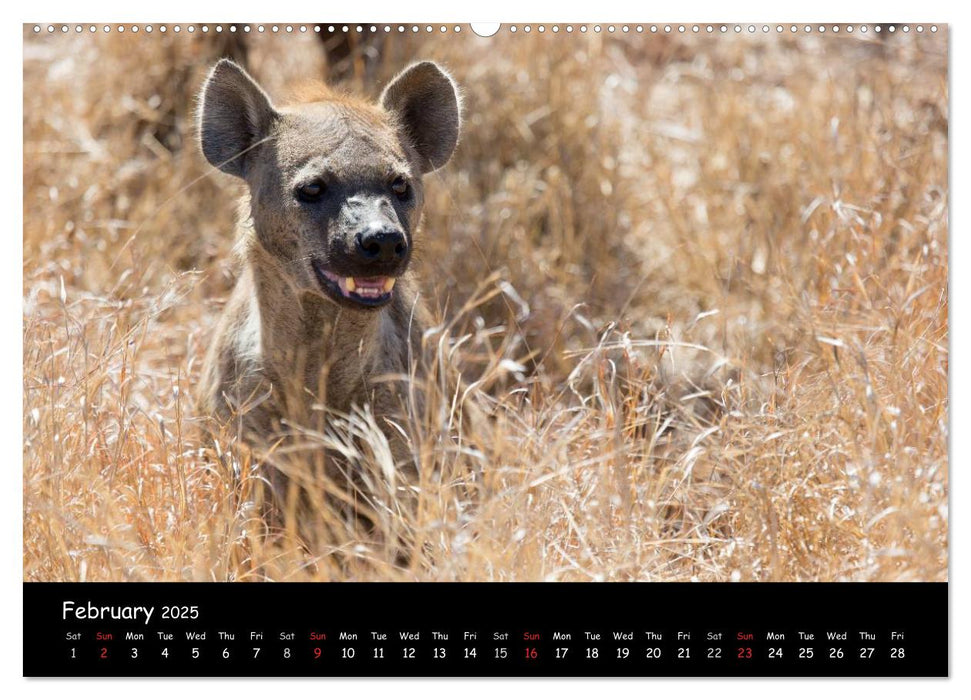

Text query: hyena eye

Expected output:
[391,177,410,200]
[296,181,325,203]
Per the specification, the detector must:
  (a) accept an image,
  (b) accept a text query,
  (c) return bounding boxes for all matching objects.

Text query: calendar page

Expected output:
[22,20,948,677]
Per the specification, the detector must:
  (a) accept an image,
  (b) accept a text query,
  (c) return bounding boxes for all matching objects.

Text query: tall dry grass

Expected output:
[23,26,948,581]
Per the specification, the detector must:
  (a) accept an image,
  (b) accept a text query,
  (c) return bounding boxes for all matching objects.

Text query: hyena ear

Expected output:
[380,61,460,174]
[198,59,279,177]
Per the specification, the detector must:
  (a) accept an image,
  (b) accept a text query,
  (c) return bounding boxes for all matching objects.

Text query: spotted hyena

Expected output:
[196,59,461,531]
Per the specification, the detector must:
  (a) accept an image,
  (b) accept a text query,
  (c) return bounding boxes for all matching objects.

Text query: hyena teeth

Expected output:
[383,278,396,292]
[345,277,357,293]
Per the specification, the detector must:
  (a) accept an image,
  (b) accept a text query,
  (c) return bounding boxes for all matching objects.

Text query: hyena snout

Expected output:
[355,225,408,264]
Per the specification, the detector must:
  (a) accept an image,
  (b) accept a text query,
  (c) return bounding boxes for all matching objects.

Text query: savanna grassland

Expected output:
[23,25,948,582]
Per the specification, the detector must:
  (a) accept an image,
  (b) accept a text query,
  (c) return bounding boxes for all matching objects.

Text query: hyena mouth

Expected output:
[312,260,396,308]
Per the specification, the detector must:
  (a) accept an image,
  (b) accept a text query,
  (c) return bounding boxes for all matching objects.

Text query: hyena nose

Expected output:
[355,227,408,264]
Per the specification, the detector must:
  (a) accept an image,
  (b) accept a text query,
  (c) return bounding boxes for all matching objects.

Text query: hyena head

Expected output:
[198,59,460,310]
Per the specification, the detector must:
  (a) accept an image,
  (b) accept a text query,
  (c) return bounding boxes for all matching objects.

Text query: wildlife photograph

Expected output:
[23,23,948,583]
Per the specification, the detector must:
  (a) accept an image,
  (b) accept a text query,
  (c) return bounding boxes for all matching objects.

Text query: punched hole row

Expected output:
[32,24,941,35]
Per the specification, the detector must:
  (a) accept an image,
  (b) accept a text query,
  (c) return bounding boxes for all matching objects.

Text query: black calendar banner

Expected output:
[23,582,947,677]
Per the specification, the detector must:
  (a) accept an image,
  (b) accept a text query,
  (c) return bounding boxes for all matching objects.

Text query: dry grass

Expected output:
[23,26,948,582]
